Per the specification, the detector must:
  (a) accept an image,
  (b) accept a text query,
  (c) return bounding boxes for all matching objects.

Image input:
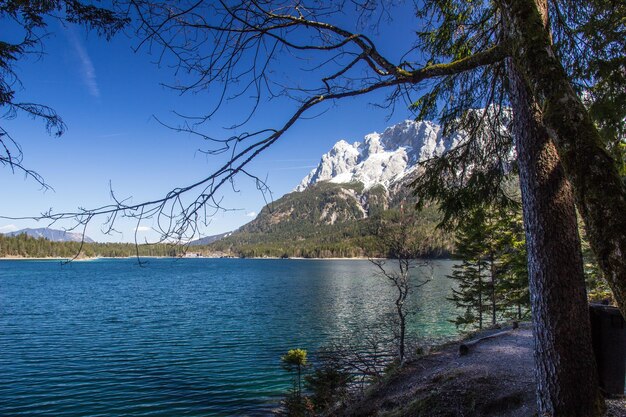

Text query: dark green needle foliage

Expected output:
[280,349,312,417]
[304,355,352,413]
[448,203,529,330]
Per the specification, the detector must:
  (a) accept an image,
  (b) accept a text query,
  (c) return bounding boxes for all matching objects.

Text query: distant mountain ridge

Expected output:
[207,120,456,257]
[266,119,463,229]
[296,119,461,192]
[5,228,94,243]
[189,231,233,246]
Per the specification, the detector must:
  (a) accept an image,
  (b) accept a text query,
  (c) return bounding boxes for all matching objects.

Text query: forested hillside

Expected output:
[208,182,454,258]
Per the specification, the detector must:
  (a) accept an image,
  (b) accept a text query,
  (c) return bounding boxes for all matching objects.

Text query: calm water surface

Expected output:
[0,258,458,416]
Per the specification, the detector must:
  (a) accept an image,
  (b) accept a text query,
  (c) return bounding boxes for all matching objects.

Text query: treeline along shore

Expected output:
[0,230,453,260]
[0,234,181,259]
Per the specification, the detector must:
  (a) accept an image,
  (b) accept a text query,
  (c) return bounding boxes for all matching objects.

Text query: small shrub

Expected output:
[305,364,352,411]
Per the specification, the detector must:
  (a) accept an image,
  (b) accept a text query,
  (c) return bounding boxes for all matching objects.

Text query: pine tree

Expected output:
[449,203,529,329]
[448,209,489,330]
[494,207,530,321]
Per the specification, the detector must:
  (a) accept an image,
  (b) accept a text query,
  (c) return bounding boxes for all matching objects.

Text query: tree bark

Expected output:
[508,60,604,416]
[506,0,626,317]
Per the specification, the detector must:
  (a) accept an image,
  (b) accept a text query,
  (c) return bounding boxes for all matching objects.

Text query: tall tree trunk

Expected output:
[506,0,626,317]
[508,61,604,416]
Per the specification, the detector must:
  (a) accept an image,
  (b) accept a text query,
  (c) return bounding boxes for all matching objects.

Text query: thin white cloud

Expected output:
[271,165,317,171]
[0,224,18,233]
[66,28,100,98]
[272,159,317,163]
[245,211,257,218]
[134,226,152,233]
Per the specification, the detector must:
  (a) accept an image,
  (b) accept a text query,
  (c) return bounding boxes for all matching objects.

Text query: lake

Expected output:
[0,258,459,416]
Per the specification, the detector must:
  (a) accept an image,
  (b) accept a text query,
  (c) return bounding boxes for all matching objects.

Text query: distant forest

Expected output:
[0,233,183,258]
[0,208,455,259]
[207,207,455,259]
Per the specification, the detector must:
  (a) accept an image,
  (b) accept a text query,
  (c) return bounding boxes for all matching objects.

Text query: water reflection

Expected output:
[0,258,459,416]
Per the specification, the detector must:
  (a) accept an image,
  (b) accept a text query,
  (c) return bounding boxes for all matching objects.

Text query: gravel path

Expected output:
[339,324,626,417]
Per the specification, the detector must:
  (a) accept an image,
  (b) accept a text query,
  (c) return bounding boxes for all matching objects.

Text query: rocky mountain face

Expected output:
[5,228,95,243]
[229,119,455,235]
[208,120,455,257]
[296,119,459,193]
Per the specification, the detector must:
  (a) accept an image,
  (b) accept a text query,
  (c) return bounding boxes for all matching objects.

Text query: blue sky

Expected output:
[1,4,421,242]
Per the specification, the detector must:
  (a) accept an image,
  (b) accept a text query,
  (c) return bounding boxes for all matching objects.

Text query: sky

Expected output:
[1,3,422,243]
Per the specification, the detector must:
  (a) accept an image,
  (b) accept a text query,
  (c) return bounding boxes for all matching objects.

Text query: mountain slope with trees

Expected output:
[208,181,453,258]
[208,120,458,258]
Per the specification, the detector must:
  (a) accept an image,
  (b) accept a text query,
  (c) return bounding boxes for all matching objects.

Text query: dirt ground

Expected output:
[337,324,626,417]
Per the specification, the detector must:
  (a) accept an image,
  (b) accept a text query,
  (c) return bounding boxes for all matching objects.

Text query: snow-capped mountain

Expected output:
[204,119,460,257]
[296,120,460,192]
[230,119,460,240]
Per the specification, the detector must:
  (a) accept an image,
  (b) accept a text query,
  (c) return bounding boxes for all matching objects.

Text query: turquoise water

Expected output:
[0,258,458,416]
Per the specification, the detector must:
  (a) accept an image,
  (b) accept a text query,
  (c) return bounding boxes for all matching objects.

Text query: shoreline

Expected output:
[0,255,177,261]
[0,255,448,261]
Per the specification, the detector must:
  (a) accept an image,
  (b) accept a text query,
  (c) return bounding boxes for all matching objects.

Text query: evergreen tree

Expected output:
[281,349,308,400]
[449,203,529,330]
[494,207,530,321]
[448,209,489,330]
[581,224,614,304]
[304,355,352,413]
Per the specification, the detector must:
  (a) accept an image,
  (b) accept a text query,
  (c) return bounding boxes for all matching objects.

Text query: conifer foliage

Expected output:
[448,204,529,330]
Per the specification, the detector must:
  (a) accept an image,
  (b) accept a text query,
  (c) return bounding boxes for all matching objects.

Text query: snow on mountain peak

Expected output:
[296,120,448,192]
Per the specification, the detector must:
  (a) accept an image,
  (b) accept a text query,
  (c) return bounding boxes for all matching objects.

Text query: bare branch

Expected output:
[3,1,509,247]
